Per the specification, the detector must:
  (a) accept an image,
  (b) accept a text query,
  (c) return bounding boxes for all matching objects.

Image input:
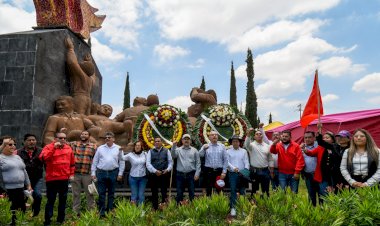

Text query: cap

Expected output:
[182,134,191,139]
[335,130,351,138]
[228,135,244,144]
[215,175,225,190]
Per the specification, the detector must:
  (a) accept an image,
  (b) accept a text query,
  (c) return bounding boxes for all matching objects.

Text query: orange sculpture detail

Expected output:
[33,0,105,39]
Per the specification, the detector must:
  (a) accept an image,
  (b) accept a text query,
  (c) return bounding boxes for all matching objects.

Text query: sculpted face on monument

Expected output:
[42,96,99,145]
[98,104,113,118]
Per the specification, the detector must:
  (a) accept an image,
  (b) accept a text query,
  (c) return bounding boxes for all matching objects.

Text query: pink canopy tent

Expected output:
[267,109,380,146]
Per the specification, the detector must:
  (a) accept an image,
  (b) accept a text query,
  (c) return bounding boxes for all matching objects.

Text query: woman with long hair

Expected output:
[340,129,380,188]
[122,141,148,205]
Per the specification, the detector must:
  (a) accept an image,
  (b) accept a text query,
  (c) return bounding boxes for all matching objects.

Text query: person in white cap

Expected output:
[227,135,249,217]
[171,134,201,204]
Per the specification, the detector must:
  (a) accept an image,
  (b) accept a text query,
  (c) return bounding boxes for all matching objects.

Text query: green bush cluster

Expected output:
[0,187,380,225]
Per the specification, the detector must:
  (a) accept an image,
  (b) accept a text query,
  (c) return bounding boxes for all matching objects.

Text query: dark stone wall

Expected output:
[0,28,102,146]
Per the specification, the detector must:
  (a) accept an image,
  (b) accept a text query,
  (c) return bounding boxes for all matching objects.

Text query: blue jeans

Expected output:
[271,168,280,190]
[44,180,69,225]
[228,172,246,208]
[176,171,196,203]
[304,172,320,206]
[279,173,299,193]
[96,169,118,216]
[128,175,147,205]
[32,178,43,216]
[318,181,329,204]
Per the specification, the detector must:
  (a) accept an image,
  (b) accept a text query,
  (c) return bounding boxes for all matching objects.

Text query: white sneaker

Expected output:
[230,208,236,216]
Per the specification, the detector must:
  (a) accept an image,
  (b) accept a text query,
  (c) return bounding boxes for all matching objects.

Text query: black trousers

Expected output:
[204,167,223,196]
[7,188,26,225]
[149,173,170,210]
[44,180,69,225]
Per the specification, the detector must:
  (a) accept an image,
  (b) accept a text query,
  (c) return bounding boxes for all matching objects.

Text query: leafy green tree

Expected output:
[230,61,237,108]
[245,48,258,128]
[123,72,130,109]
[200,76,206,90]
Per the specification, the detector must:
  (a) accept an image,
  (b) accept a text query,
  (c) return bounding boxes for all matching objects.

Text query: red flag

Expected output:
[300,70,323,128]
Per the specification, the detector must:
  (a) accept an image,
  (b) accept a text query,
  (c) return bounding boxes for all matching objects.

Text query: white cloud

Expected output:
[227,19,326,53]
[91,37,126,62]
[148,0,340,51]
[0,3,35,34]
[322,94,339,103]
[165,96,193,111]
[187,58,205,68]
[367,96,380,105]
[154,44,190,63]
[253,36,337,97]
[318,56,365,77]
[89,0,143,49]
[352,73,380,93]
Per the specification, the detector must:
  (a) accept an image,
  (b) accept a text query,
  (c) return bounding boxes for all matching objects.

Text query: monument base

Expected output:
[0,28,102,145]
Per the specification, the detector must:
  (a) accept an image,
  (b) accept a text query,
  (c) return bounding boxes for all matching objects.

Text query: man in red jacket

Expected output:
[39,132,75,226]
[270,130,305,193]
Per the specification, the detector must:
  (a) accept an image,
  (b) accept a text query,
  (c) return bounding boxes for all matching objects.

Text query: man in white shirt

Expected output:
[91,132,125,217]
[244,128,274,196]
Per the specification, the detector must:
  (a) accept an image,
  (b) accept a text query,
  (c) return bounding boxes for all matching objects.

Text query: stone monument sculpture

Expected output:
[65,37,95,115]
[187,88,217,125]
[42,96,99,145]
[88,104,133,146]
[33,0,106,39]
[114,95,159,124]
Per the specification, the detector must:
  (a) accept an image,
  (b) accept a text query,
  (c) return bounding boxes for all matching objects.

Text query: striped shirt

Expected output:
[199,142,228,173]
[70,141,97,175]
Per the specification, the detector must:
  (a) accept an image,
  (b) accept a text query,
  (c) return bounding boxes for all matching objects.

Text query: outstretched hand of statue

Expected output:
[65,37,74,50]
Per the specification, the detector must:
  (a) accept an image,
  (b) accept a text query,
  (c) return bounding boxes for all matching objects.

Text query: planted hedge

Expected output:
[0,187,379,225]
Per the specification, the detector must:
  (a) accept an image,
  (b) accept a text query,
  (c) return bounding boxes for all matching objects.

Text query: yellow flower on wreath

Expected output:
[142,120,183,149]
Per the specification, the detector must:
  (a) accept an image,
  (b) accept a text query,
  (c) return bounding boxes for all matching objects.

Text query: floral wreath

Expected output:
[192,104,251,148]
[133,104,191,150]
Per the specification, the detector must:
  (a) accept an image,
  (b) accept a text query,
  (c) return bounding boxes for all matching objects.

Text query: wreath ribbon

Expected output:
[144,114,173,146]
[201,114,228,141]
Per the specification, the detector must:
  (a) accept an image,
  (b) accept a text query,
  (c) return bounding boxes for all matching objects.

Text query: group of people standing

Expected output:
[0,125,379,225]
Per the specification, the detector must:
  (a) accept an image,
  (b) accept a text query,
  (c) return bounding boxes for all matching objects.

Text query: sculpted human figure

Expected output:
[42,96,99,145]
[114,95,159,124]
[187,88,217,125]
[65,37,96,115]
[88,104,133,146]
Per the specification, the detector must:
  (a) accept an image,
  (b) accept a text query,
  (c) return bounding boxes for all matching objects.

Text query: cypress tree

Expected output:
[123,72,130,109]
[230,61,237,108]
[269,112,273,124]
[245,48,258,128]
[257,117,261,125]
[200,76,206,91]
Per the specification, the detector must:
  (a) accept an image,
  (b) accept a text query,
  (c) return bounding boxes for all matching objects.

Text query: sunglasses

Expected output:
[7,143,16,147]
[57,137,66,140]
[105,136,113,139]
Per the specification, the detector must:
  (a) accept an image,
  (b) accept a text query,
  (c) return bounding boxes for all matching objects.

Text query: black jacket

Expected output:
[17,147,44,185]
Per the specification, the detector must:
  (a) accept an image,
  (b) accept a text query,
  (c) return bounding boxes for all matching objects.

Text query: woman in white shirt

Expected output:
[340,129,380,188]
[122,141,148,205]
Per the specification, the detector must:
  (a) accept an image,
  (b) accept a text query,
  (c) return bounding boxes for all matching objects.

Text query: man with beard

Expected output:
[17,134,43,217]
[270,130,305,193]
[70,130,97,216]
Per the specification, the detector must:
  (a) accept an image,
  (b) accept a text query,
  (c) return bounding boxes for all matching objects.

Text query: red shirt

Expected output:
[39,142,75,182]
[270,141,305,174]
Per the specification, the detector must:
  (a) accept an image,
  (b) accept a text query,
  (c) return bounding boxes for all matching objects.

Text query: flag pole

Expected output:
[316,69,322,133]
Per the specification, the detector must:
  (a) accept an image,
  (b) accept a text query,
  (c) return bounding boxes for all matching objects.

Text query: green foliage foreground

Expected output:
[1,187,380,226]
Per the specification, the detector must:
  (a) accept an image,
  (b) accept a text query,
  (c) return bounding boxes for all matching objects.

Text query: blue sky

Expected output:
[1,0,380,124]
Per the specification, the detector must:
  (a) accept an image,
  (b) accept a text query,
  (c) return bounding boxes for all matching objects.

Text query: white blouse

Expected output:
[122,152,147,177]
